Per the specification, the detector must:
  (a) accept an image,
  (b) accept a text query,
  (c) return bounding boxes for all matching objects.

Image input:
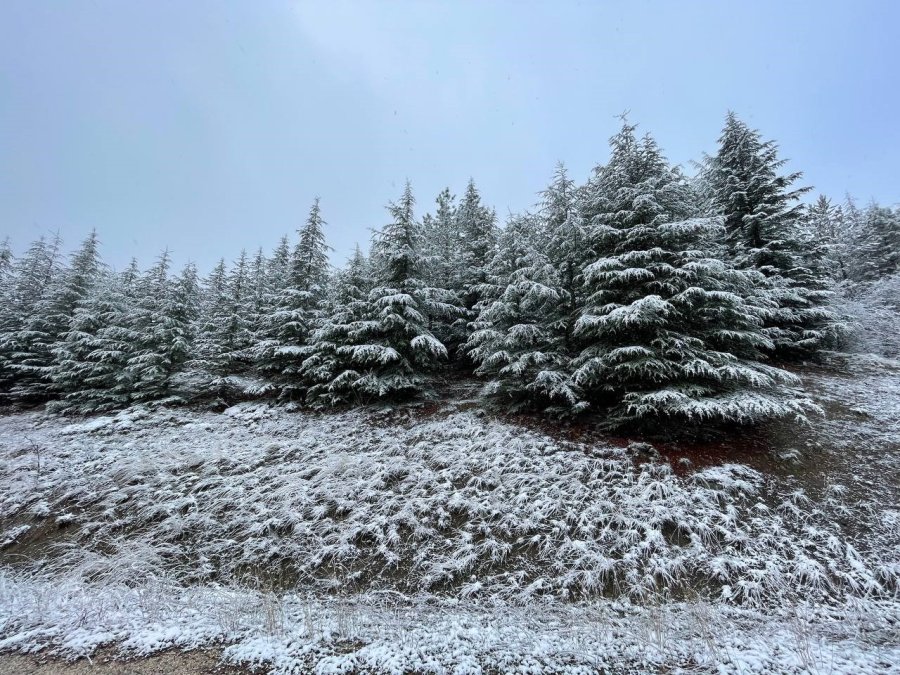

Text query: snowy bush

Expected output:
[1,404,895,606]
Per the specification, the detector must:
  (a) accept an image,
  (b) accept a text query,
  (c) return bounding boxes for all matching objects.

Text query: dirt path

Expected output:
[0,650,252,675]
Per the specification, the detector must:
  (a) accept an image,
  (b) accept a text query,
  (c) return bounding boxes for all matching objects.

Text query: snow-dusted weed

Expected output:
[1,403,898,606]
[1,380,900,672]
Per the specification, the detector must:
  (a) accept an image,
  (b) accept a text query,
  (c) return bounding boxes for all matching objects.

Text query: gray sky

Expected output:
[1,1,898,272]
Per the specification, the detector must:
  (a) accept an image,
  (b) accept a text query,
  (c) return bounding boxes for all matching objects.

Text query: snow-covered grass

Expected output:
[2,573,899,674]
[1,358,900,672]
[2,403,897,605]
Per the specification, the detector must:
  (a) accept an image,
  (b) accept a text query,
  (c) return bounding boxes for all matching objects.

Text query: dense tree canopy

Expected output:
[0,113,885,428]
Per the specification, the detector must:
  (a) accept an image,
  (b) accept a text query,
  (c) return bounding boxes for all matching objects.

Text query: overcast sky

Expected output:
[1,0,898,272]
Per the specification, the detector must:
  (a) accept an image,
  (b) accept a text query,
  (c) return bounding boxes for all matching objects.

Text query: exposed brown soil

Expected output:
[0,649,254,675]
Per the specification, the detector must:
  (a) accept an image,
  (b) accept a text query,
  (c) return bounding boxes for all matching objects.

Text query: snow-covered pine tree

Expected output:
[703,112,835,359]
[257,199,331,399]
[848,202,900,283]
[246,248,269,346]
[48,265,138,414]
[302,245,376,406]
[123,253,198,404]
[454,179,498,329]
[466,165,585,411]
[310,182,448,403]
[189,251,254,397]
[420,188,458,292]
[573,122,809,428]
[0,235,65,397]
[805,195,851,282]
[0,239,12,288]
[8,232,100,403]
[420,188,467,350]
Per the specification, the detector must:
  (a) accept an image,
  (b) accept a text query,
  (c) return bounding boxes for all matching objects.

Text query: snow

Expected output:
[1,361,900,672]
[1,574,898,673]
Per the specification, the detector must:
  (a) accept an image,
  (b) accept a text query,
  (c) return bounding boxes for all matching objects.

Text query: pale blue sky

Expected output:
[1,1,898,271]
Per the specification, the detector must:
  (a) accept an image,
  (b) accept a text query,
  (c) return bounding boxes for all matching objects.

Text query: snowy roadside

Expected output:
[0,356,899,673]
[1,574,899,674]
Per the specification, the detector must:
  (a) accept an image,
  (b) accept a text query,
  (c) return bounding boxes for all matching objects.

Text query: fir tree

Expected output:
[467,165,585,411]
[805,195,851,282]
[303,245,376,406]
[420,188,466,350]
[257,199,331,399]
[49,267,137,414]
[308,182,448,403]
[573,123,809,427]
[8,232,100,402]
[454,179,498,321]
[123,253,198,404]
[703,112,835,359]
[190,252,254,392]
[848,202,900,283]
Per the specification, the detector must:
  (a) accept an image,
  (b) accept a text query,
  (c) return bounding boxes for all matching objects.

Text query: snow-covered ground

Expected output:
[1,356,899,673]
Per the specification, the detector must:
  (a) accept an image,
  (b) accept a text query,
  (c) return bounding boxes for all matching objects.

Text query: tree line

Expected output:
[1,114,898,427]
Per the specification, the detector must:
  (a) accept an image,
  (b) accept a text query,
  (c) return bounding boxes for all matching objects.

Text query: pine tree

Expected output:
[454,179,498,322]
[48,266,137,414]
[8,232,100,402]
[0,239,12,289]
[246,248,269,347]
[257,199,331,399]
[123,253,198,404]
[308,182,448,404]
[420,188,466,350]
[805,195,851,282]
[303,245,376,406]
[0,235,62,397]
[466,165,585,411]
[703,112,835,359]
[190,252,254,393]
[848,202,900,283]
[420,187,458,291]
[573,123,808,427]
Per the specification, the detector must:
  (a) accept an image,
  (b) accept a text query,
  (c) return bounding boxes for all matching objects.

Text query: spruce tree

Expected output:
[420,188,466,350]
[49,267,136,414]
[190,252,254,395]
[454,179,498,322]
[123,253,198,404]
[805,195,851,282]
[848,202,900,283]
[573,123,808,427]
[467,165,585,411]
[9,232,100,403]
[0,235,63,396]
[704,112,835,359]
[303,245,376,406]
[0,239,12,289]
[257,199,331,399]
[308,182,447,403]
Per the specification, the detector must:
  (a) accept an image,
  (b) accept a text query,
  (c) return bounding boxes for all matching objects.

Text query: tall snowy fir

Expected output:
[308,182,449,403]
[704,112,835,359]
[48,264,139,414]
[7,232,100,402]
[805,195,851,282]
[420,188,466,350]
[467,166,584,411]
[257,199,331,400]
[848,203,900,283]
[303,245,376,406]
[189,252,254,398]
[573,123,808,427]
[454,180,498,343]
[122,253,198,404]
[0,236,61,396]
